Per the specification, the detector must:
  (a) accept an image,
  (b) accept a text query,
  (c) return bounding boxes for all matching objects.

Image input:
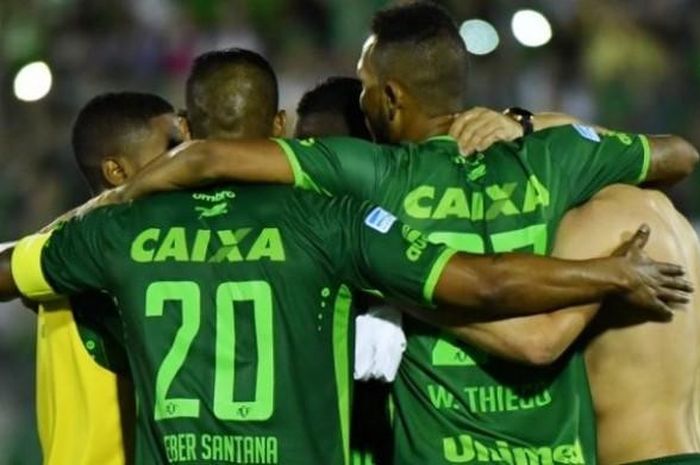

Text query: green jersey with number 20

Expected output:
[274,125,650,465]
[12,185,455,465]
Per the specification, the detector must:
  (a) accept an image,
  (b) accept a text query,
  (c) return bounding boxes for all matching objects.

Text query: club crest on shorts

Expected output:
[364,207,397,234]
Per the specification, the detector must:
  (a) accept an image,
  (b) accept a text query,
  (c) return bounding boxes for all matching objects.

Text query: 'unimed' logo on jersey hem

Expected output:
[364,207,397,233]
[442,434,585,465]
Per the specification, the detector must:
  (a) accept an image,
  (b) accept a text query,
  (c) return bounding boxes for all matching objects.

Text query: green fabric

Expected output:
[280,125,649,465]
[71,292,129,374]
[39,185,448,465]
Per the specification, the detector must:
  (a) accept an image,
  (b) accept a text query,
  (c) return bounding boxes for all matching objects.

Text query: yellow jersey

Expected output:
[36,298,134,465]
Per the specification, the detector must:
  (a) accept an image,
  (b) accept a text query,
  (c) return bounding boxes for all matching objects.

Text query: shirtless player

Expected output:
[553,185,700,465]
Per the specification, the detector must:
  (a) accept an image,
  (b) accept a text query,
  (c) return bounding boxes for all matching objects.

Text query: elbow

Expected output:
[497,327,565,366]
[518,335,563,366]
[670,136,699,178]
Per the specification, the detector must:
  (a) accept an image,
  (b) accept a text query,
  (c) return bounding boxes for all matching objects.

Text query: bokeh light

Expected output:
[460,19,500,56]
[511,9,553,47]
[13,61,53,102]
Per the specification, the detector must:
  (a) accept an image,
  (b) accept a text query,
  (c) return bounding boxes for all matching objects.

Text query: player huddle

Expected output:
[1,2,699,465]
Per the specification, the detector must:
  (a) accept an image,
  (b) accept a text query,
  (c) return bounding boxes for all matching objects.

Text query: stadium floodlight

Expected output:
[460,19,500,56]
[511,9,552,47]
[13,61,53,102]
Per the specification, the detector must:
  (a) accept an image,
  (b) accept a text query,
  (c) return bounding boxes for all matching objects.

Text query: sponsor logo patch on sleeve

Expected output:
[364,207,397,234]
[572,124,601,142]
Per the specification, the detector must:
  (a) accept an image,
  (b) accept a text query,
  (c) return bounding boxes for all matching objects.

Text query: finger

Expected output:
[650,298,675,320]
[448,108,487,138]
[656,288,691,305]
[457,115,497,145]
[629,224,651,249]
[660,276,694,293]
[474,125,519,151]
[457,117,503,155]
[656,263,686,277]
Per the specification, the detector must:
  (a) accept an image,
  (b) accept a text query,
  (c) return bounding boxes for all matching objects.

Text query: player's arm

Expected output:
[335,201,690,322]
[0,210,114,304]
[429,208,604,365]
[644,135,698,184]
[447,107,597,155]
[116,136,390,202]
[113,139,293,201]
[0,247,18,301]
[447,107,698,185]
[429,224,691,320]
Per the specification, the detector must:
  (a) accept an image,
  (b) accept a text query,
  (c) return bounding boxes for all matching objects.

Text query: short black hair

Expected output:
[72,92,173,192]
[296,77,371,140]
[370,1,469,115]
[186,48,279,139]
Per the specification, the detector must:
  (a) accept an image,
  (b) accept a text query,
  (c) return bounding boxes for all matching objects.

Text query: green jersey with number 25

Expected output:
[12,185,454,465]
[275,125,650,465]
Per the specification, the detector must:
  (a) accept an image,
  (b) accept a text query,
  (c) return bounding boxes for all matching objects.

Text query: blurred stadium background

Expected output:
[0,0,698,462]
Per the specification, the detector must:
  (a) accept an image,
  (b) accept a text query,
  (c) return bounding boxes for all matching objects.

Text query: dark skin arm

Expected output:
[646,136,699,185]
[110,127,697,204]
[395,225,692,366]
[0,248,18,302]
[113,140,294,202]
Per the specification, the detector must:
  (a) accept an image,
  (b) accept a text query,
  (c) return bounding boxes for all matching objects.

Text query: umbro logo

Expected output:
[195,202,229,219]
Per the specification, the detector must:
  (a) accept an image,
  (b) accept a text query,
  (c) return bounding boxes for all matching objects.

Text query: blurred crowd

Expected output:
[0,0,698,462]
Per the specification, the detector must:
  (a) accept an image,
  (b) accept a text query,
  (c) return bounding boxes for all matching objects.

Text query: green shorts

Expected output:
[624,454,700,465]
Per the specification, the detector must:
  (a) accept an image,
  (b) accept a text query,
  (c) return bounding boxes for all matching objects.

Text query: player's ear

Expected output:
[101,158,129,187]
[177,113,192,141]
[383,80,403,122]
[272,110,287,138]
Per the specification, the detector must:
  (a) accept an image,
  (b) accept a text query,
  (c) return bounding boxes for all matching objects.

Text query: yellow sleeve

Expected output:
[11,232,58,300]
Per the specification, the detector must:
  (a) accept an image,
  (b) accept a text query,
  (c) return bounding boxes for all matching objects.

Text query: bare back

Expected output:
[553,184,700,464]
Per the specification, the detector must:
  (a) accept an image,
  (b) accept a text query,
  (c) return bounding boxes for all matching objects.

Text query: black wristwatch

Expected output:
[503,107,534,137]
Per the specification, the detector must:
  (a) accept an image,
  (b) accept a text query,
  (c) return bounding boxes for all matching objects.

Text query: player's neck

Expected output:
[401,113,454,142]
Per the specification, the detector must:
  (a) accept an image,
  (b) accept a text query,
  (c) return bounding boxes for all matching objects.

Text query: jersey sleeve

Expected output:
[272,136,398,200]
[310,195,457,306]
[534,125,651,205]
[11,208,117,300]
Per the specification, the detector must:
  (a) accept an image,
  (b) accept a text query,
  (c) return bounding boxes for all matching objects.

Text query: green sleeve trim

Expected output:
[271,138,304,188]
[332,284,353,465]
[423,248,459,303]
[637,135,651,183]
[271,138,327,194]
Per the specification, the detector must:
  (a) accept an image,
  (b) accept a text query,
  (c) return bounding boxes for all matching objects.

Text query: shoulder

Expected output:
[530,124,586,140]
[555,186,680,258]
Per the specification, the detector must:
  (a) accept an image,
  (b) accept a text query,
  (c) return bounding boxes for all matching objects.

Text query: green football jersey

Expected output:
[275,125,650,465]
[14,185,455,465]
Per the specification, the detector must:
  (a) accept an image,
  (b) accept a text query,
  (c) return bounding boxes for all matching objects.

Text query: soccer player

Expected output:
[185,49,287,141]
[296,72,700,465]
[295,77,372,141]
[18,92,186,465]
[449,109,700,464]
[105,3,700,464]
[296,76,392,465]
[551,187,700,464]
